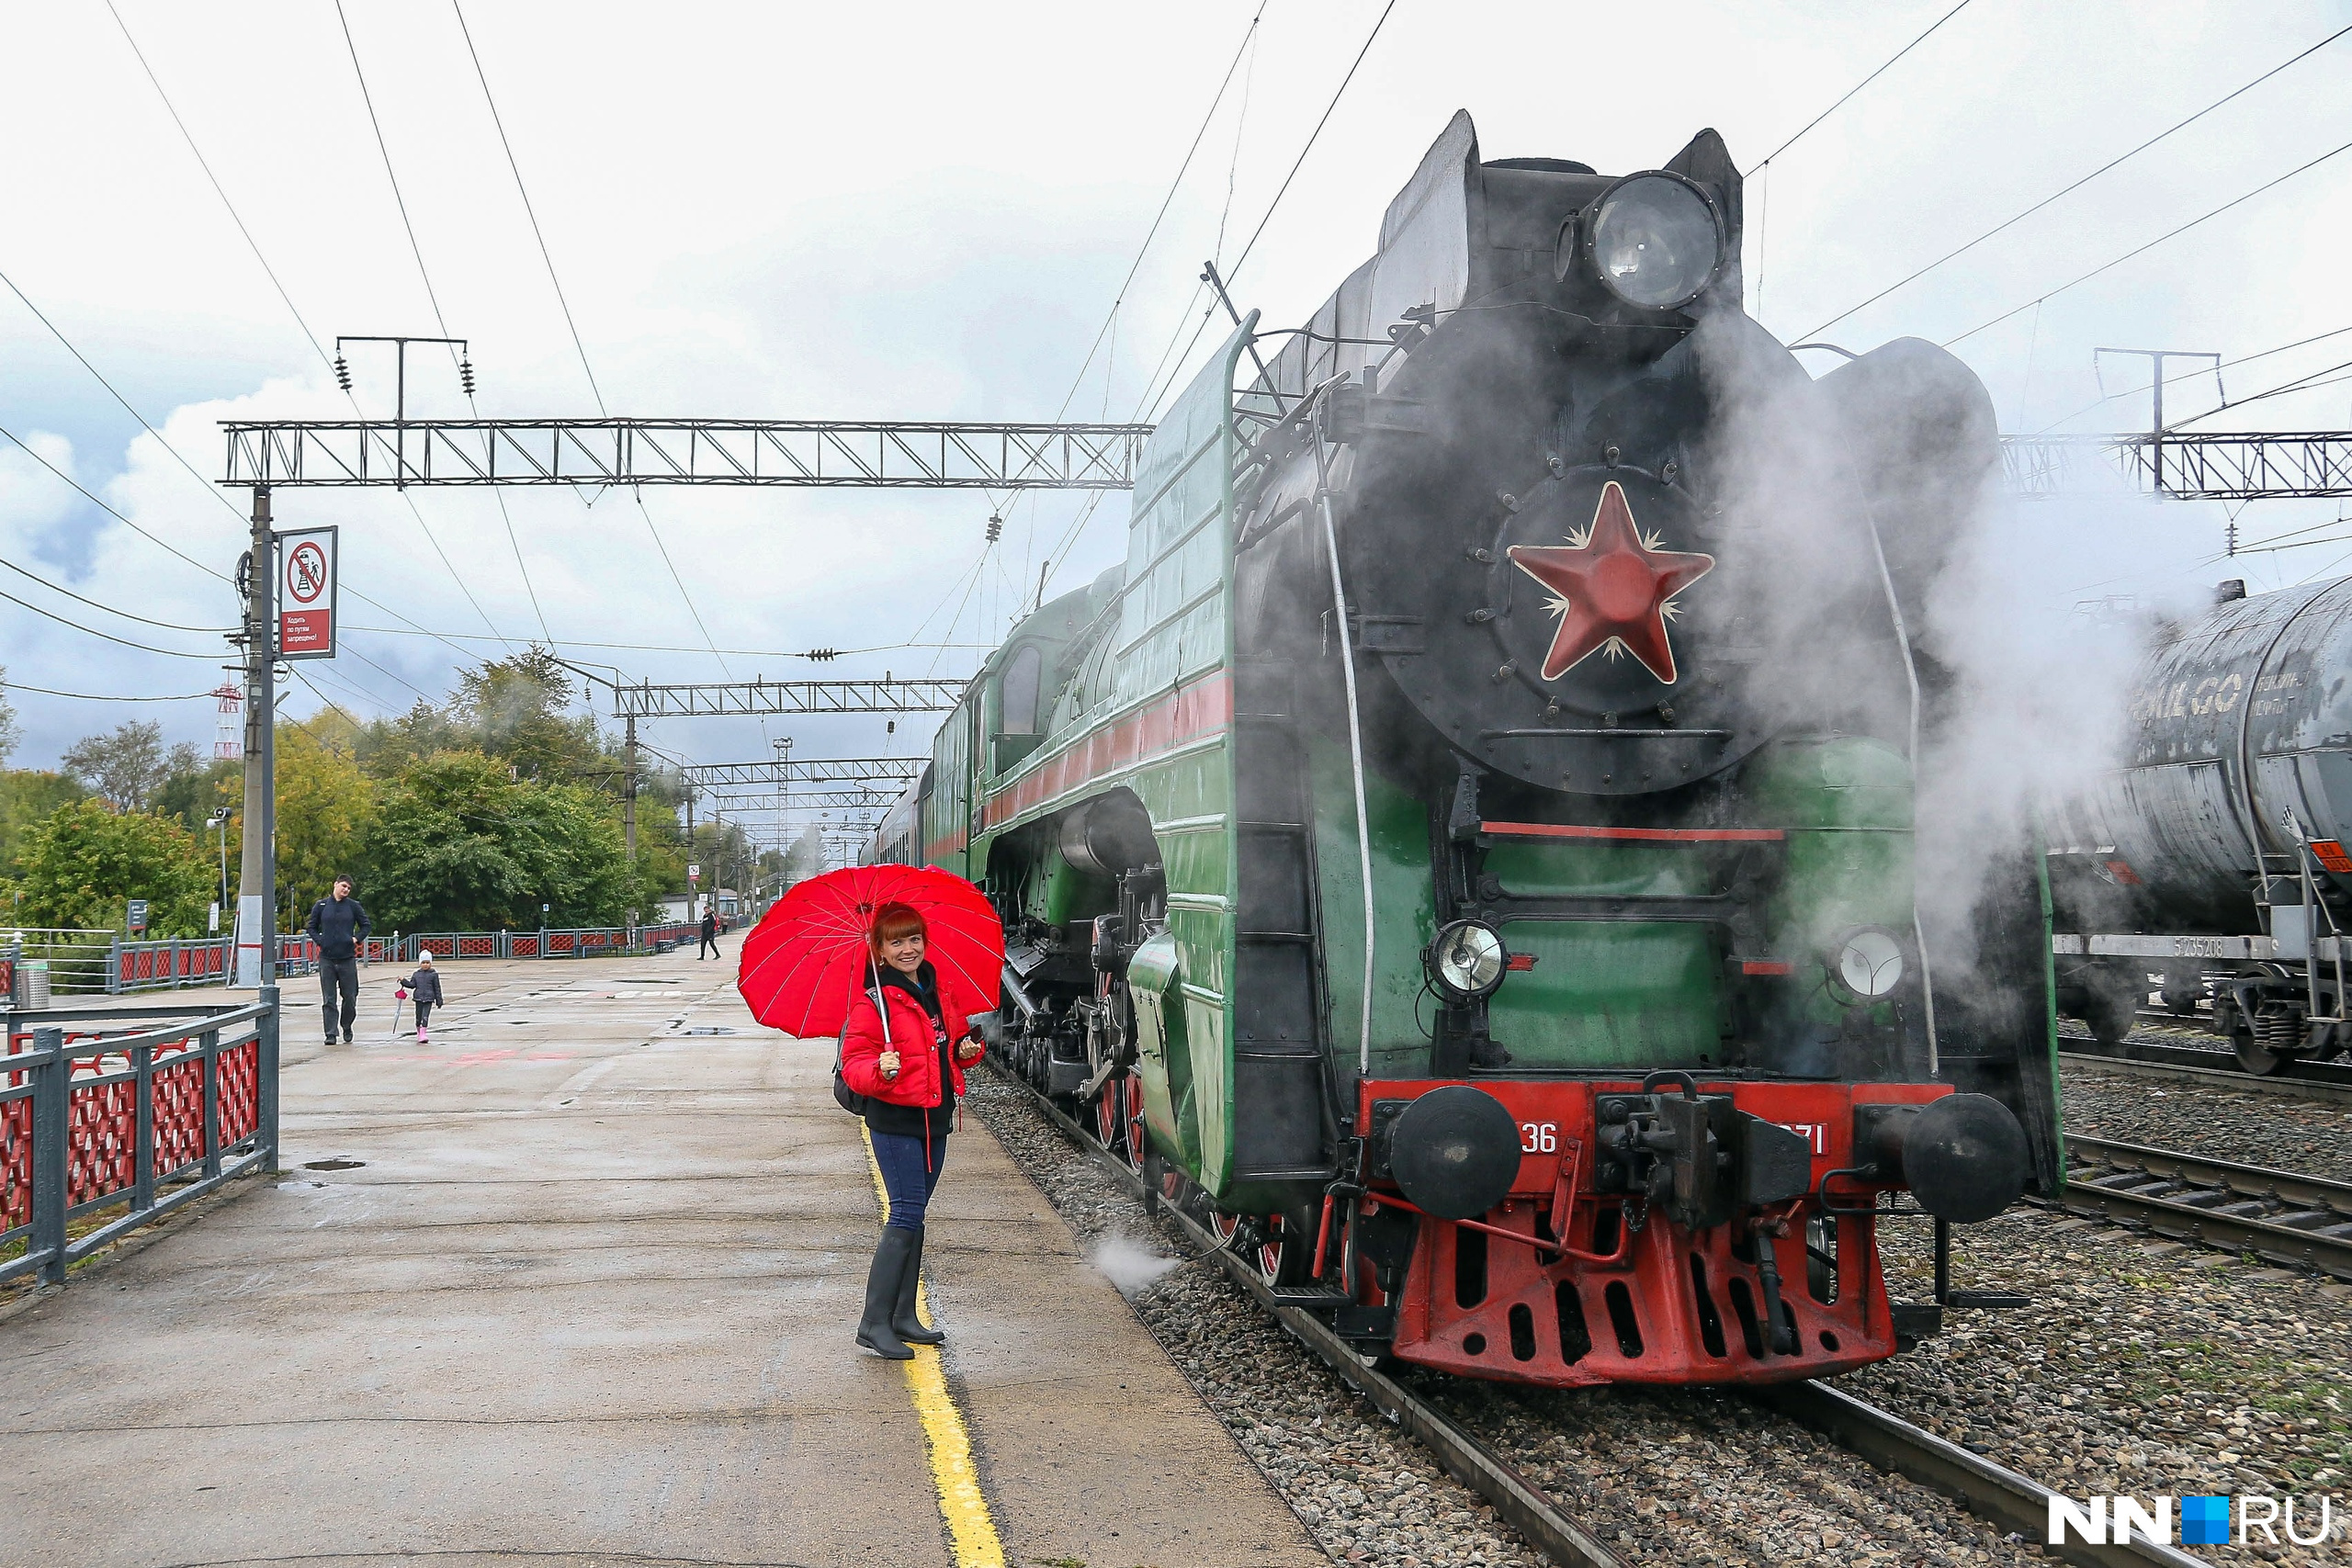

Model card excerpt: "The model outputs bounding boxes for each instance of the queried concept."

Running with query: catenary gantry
[220,418,1151,490]
[219,417,2352,501]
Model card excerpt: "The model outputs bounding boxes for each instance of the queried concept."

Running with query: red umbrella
[736,863,1004,1039]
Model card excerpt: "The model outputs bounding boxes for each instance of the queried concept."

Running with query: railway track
[2061,1036,2352,1105]
[1000,1069,2197,1568]
[2061,1134,2352,1281]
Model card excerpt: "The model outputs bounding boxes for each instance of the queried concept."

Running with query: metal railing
[1,992,280,1290]
[93,923,707,993]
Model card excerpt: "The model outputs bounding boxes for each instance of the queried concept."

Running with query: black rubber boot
[892,1225,945,1345]
[855,1227,917,1359]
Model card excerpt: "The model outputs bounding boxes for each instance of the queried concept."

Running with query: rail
[2061,1136,2352,1281]
[1,992,281,1291]
[2060,1041,2352,1106]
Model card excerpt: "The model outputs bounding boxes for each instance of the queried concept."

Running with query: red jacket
[840,969,982,1107]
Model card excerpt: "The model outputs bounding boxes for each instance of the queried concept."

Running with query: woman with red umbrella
[739,865,1003,1359]
[837,901,988,1357]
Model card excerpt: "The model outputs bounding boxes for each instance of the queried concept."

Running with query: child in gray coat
[402,951,446,1042]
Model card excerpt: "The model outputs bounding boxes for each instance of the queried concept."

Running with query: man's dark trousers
[321,958,360,1042]
[698,933,718,959]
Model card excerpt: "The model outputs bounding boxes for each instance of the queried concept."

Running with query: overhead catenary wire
[0,554,231,634]
[0,416,481,668]
[447,2,739,682]
[1942,136,2352,349]
[332,0,537,654]
[0,678,215,703]
[1804,24,2352,340]
[0,585,219,659]
[107,0,549,671]
[1033,0,1400,604]
[1017,2,1272,617]
[1751,0,1976,171]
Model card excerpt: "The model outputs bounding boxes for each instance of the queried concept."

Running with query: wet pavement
[3,940,1324,1567]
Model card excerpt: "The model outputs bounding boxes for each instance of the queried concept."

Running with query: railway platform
[3,941,1325,1568]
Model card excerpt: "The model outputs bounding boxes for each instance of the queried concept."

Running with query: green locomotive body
[876,113,2062,1387]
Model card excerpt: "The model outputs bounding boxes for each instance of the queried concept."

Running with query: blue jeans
[869,1129,949,1231]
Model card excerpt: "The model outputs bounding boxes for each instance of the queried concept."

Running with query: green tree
[362,751,633,931]
[358,647,605,784]
[0,769,86,879]
[62,720,170,810]
[17,799,212,933]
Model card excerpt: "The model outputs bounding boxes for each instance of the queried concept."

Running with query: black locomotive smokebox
[1388,1086,1521,1221]
[1902,1093,2030,1224]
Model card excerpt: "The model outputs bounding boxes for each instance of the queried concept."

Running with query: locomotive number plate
[1520,1122,1560,1154]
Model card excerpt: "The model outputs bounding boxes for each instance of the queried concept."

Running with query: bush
[17,799,213,934]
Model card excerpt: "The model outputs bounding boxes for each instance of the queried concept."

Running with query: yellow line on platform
[861,1123,1005,1568]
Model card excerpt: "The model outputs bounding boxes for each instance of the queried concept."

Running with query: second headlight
[1426,919,1509,1000]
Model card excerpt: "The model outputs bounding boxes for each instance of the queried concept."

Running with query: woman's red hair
[866,901,928,961]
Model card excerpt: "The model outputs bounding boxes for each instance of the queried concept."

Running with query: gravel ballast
[2059,1052,2352,1185]
[1853,1209,2352,1565]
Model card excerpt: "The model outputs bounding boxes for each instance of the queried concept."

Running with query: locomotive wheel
[1093,1076,1125,1158]
[2233,1028,2297,1077]
[1210,1209,1312,1286]
[1123,1072,1150,1174]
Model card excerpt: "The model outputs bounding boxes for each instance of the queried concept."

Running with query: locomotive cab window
[1001,645,1043,735]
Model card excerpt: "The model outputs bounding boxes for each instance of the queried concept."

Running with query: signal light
[333,355,351,391]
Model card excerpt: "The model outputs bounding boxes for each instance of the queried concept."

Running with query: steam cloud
[1090,1233,1181,1295]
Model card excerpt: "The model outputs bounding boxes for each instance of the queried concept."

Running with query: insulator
[985,513,1002,543]
[459,359,476,396]
[333,355,351,391]
[805,647,837,661]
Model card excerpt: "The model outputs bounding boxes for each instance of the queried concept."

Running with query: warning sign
[277,525,338,660]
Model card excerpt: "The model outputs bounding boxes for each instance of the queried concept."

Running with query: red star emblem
[1505,481,1714,684]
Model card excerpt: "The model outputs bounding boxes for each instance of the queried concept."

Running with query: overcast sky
[4,0,2348,845]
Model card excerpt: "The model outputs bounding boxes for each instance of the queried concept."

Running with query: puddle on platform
[301,1157,367,1171]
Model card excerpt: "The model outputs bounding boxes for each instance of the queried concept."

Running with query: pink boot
[417,1026,428,1043]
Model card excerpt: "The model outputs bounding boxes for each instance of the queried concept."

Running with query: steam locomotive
[2051,576,2352,1075]
[874,113,2061,1387]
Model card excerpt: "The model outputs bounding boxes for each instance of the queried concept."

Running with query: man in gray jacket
[306,875,372,1045]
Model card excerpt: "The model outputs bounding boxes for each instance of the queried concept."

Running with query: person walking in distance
[306,875,372,1045]
[837,901,986,1359]
[698,906,719,960]
[402,950,445,1043]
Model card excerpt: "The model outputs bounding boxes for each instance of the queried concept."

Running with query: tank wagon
[876,113,2061,1388]
[2051,576,2352,1074]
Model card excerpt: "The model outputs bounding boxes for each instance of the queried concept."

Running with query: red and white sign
[277,525,338,660]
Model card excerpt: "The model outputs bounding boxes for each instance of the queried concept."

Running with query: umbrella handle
[871,955,890,1044]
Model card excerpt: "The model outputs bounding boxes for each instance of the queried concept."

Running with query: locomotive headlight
[1578,172,1724,310]
[1828,927,1905,1003]
[1427,919,1509,999]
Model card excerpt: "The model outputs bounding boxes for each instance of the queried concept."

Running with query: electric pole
[621,712,638,921]
[2095,347,2221,496]
[237,486,277,987]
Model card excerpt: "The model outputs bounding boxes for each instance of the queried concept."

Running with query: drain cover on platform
[301,1158,366,1171]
